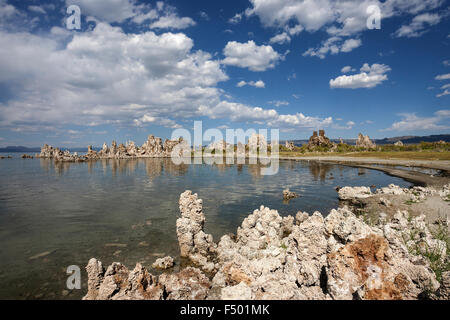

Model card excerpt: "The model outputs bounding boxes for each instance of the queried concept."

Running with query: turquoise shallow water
[0,156,412,299]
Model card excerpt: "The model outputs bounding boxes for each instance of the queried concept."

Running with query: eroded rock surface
[356,133,376,149]
[285,141,295,151]
[248,134,267,152]
[85,187,449,300]
[307,130,334,149]
[152,256,175,270]
[176,191,217,272]
[283,189,298,200]
[83,259,208,300]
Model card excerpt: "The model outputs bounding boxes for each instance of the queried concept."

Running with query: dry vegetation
[277,142,450,161]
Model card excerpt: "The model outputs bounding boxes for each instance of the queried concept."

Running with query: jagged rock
[83,260,208,300]
[283,189,298,200]
[356,133,376,149]
[85,145,99,160]
[439,272,450,300]
[326,233,439,300]
[307,130,334,149]
[141,135,164,157]
[37,134,189,162]
[379,197,391,207]
[221,282,253,300]
[164,137,189,157]
[324,207,377,244]
[176,191,216,272]
[83,258,105,300]
[248,134,267,152]
[125,263,164,300]
[295,211,309,225]
[285,141,295,151]
[39,144,88,162]
[338,186,372,201]
[207,140,231,153]
[101,142,109,155]
[126,141,138,156]
[39,144,55,158]
[159,267,210,300]
[152,256,175,270]
[210,206,330,300]
[376,184,407,195]
[84,188,446,300]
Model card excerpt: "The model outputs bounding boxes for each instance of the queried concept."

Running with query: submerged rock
[283,189,298,200]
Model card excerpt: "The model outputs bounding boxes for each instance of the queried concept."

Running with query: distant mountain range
[0,146,95,153]
[1,134,449,153]
[288,134,450,146]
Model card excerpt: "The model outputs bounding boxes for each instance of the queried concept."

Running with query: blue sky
[0,0,449,147]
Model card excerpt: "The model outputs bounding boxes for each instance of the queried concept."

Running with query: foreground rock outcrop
[176,191,217,273]
[84,185,449,300]
[83,260,209,300]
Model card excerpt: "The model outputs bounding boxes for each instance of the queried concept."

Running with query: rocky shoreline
[83,184,450,300]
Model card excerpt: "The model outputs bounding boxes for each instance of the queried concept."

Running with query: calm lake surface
[0,155,412,299]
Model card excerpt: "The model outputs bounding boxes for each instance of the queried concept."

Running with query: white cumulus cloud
[436,73,450,80]
[330,63,391,89]
[237,80,266,88]
[222,40,283,72]
[383,110,450,131]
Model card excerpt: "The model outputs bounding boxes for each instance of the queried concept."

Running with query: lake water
[0,155,412,300]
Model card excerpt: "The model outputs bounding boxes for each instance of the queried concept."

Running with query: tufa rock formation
[248,134,267,152]
[285,141,295,151]
[152,256,175,270]
[356,133,377,149]
[206,140,232,153]
[83,259,209,300]
[176,191,217,273]
[307,130,334,149]
[283,189,298,200]
[84,184,450,300]
[37,135,188,161]
[394,141,404,147]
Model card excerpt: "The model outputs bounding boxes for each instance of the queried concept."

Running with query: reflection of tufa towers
[309,162,333,182]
